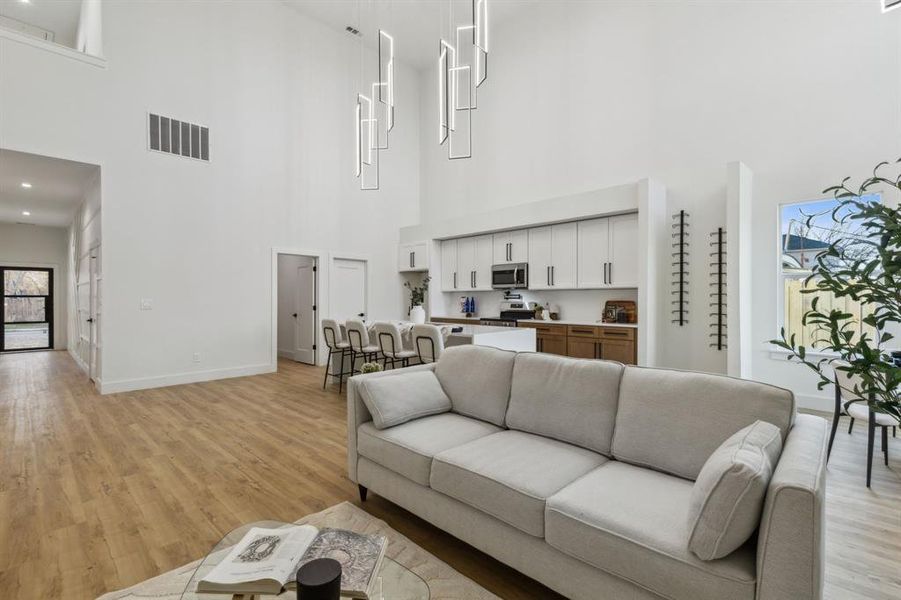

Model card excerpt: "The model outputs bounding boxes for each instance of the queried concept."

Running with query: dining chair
[412,323,445,364]
[345,319,381,374]
[830,365,898,487]
[321,318,352,393]
[374,321,418,369]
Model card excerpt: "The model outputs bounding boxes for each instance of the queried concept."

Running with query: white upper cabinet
[577,212,638,288]
[528,223,577,289]
[440,239,458,291]
[492,230,529,264]
[398,241,428,272]
[451,235,493,291]
[609,213,639,287]
[577,218,611,287]
[550,222,578,289]
[528,226,552,289]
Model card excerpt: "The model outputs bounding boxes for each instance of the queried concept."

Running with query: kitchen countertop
[432,316,638,329]
[518,319,639,329]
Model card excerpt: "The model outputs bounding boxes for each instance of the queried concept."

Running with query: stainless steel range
[480,300,535,327]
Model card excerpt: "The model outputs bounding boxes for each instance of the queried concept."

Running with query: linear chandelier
[438,0,488,160]
[355,29,394,190]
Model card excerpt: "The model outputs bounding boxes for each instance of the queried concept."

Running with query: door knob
[358,312,365,317]
[87,318,94,323]
[292,313,298,318]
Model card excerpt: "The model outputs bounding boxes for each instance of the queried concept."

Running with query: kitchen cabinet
[528,223,577,289]
[519,322,568,355]
[577,213,638,288]
[493,230,529,264]
[398,241,429,272]
[609,213,639,287]
[455,235,493,291]
[440,239,458,291]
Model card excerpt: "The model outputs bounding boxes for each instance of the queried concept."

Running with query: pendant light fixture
[438,0,488,160]
[355,1,395,190]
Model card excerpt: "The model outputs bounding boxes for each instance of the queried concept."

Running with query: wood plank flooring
[0,351,898,599]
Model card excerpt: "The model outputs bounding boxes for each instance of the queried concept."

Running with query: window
[779,195,880,350]
[1,267,53,352]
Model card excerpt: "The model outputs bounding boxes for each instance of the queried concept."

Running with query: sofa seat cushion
[430,430,608,537]
[357,413,502,486]
[546,462,756,600]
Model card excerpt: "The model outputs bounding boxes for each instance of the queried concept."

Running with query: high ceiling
[283,0,526,70]
[0,150,99,228]
[0,0,82,48]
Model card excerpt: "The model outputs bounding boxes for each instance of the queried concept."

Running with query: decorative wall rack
[709,227,727,350]
[671,210,689,326]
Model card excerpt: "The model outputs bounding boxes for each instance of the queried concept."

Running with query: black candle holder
[296,558,341,600]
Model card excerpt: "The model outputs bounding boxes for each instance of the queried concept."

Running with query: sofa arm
[756,413,828,600]
[346,363,437,483]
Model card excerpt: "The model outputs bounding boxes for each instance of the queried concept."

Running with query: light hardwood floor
[0,351,898,600]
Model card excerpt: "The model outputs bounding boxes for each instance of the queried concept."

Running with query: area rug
[97,501,499,600]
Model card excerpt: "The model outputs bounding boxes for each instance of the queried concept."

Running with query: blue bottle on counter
[470,296,476,314]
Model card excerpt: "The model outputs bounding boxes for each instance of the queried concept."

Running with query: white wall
[0,1,420,392]
[418,1,901,408]
[0,222,68,349]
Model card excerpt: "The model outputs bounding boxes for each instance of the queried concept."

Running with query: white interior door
[294,259,316,364]
[88,247,101,382]
[332,258,367,321]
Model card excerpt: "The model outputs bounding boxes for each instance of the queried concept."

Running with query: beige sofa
[346,346,828,600]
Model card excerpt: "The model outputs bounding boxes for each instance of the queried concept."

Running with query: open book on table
[196,525,388,598]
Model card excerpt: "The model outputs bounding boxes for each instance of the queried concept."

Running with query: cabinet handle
[551,265,555,286]
[604,330,629,336]
[547,266,550,286]
[410,252,414,268]
[608,262,612,284]
[603,262,607,284]
[472,271,476,288]
[572,329,594,334]
[453,272,457,289]
[508,242,512,262]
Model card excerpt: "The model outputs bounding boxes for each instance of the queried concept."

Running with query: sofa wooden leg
[358,484,368,502]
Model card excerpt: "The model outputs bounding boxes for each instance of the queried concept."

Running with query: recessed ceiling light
[20,182,32,188]
[22,211,31,216]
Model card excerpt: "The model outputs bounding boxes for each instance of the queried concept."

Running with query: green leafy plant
[404,275,431,307]
[360,362,383,374]
[771,160,900,423]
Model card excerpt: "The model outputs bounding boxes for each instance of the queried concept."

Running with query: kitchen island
[439,323,536,352]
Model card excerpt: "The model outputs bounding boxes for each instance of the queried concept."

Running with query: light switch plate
[140,298,153,310]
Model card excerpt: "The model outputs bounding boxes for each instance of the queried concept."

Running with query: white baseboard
[99,363,275,394]
[277,349,295,360]
[794,392,832,414]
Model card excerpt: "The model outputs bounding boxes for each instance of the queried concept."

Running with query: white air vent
[148,113,209,162]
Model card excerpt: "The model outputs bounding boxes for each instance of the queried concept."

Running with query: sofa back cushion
[687,420,783,560]
[434,345,516,426]
[358,370,452,429]
[506,353,623,455]
[612,367,795,480]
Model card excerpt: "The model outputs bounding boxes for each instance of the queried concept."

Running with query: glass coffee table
[180,520,430,600]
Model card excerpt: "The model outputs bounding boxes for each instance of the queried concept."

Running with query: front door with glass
[1,267,53,352]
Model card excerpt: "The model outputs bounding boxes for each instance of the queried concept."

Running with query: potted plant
[771,160,900,424]
[360,362,383,374]
[404,275,431,324]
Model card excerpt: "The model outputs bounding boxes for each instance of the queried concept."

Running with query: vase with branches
[770,160,900,423]
[404,275,431,324]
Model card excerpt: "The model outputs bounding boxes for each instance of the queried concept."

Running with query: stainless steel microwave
[491,263,528,289]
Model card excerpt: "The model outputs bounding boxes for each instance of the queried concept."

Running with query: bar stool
[321,318,352,393]
[374,321,418,369]
[345,319,381,374]
[412,323,445,364]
